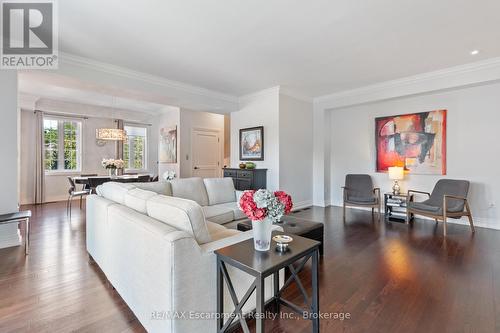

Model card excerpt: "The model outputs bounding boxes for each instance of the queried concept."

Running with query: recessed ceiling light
[470,50,480,55]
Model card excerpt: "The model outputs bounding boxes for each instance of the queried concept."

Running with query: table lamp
[388,166,404,195]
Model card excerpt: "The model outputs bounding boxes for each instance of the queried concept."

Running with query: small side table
[0,210,31,254]
[215,232,320,333]
[384,193,413,224]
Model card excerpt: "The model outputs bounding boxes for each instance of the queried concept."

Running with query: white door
[191,129,221,178]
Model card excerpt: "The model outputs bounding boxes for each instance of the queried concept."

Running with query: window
[124,125,147,170]
[44,117,82,172]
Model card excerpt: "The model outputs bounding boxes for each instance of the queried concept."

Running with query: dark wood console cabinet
[223,168,267,191]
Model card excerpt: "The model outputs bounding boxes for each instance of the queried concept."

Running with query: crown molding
[34,98,157,122]
[238,86,281,104]
[315,56,500,110]
[280,87,313,103]
[18,93,39,110]
[59,52,239,105]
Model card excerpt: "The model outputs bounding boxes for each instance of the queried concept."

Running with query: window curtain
[34,110,45,204]
[116,119,124,175]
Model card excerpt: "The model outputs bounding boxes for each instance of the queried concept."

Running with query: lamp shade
[388,166,404,180]
[96,128,127,141]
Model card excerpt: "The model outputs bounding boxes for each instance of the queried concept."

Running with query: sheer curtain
[116,119,124,175]
[34,110,45,204]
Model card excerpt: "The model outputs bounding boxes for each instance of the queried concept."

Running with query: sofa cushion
[97,182,136,204]
[203,178,236,205]
[146,195,211,244]
[206,221,241,241]
[170,177,209,206]
[124,188,158,214]
[217,202,246,220]
[202,205,234,224]
[134,181,172,196]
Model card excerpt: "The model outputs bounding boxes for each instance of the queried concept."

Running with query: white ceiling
[57,0,500,98]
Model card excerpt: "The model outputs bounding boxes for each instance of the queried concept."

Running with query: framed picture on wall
[159,126,177,163]
[375,110,447,175]
[239,126,264,161]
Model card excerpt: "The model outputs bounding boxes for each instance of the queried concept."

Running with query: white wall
[179,108,225,178]
[230,87,314,208]
[231,88,280,190]
[279,94,313,208]
[0,72,21,248]
[329,81,500,229]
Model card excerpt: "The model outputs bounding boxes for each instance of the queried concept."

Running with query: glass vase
[108,168,117,177]
[252,217,273,251]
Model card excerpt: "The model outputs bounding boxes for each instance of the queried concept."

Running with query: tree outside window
[124,125,147,171]
[44,118,82,172]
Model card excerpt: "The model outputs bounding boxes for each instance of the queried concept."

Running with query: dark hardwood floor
[1,201,499,332]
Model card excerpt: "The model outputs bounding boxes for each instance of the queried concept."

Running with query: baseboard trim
[292,200,313,211]
[21,196,86,206]
[335,204,500,230]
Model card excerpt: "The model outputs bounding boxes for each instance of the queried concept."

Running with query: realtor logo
[1,0,58,69]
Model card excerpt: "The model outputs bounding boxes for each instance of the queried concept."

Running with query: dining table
[72,174,151,190]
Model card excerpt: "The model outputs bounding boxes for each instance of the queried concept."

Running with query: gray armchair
[407,179,474,236]
[342,174,381,221]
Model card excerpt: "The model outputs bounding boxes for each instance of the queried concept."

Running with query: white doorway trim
[190,127,223,178]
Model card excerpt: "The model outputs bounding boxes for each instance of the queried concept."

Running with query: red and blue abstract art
[376,110,447,175]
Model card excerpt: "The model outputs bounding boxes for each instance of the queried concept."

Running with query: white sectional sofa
[130,177,246,225]
[86,178,281,333]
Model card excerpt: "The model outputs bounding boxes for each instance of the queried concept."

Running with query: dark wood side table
[223,168,267,191]
[237,215,324,255]
[0,210,31,255]
[215,232,320,333]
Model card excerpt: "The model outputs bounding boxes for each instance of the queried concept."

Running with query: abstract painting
[376,110,447,174]
[240,126,264,161]
[159,126,177,163]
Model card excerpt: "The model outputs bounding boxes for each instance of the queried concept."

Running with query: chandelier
[96,128,127,141]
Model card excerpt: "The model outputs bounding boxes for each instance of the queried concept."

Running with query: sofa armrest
[200,230,254,254]
[235,190,244,203]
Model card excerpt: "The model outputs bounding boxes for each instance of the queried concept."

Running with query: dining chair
[67,177,91,217]
[137,175,151,182]
[80,173,98,191]
[407,179,474,236]
[342,174,381,221]
[88,177,111,194]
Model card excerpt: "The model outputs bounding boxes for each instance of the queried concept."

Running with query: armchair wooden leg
[443,213,447,237]
[467,214,475,233]
[343,202,346,222]
[465,201,475,233]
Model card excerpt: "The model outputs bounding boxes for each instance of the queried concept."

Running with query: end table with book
[384,192,414,224]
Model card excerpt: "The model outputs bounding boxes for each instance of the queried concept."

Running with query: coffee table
[215,231,320,333]
[237,215,324,255]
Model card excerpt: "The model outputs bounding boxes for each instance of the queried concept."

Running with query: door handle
[194,166,199,170]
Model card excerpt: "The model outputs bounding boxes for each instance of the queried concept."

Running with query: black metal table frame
[216,245,320,333]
